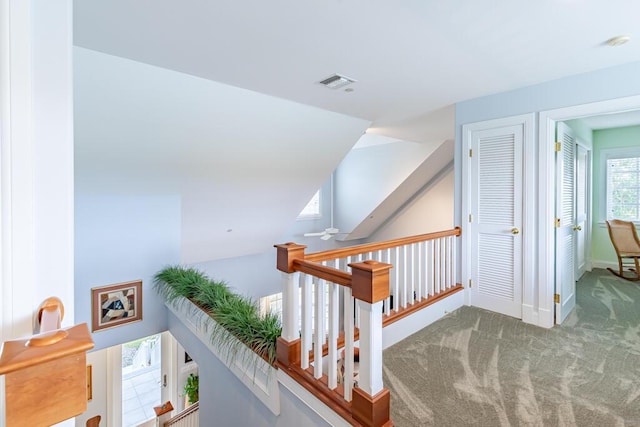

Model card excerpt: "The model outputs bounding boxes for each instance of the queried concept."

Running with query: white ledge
[165,297,281,415]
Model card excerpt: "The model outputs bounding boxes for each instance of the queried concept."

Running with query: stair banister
[0,297,94,427]
[275,243,393,427]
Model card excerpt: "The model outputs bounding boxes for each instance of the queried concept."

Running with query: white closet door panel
[555,122,576,324]
[469,124,523,318]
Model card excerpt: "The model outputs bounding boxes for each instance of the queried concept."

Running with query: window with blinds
[607,155,640,221]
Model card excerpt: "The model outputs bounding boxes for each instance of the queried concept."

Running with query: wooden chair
[606,219,640,281]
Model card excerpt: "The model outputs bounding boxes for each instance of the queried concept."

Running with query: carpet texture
[382,269,640,426]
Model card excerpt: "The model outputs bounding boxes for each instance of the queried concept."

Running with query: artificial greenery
[184,373,199,405]
[153,266,281,366]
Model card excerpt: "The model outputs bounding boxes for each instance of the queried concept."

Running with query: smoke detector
[318,74,356,90]
[606,35,631,47]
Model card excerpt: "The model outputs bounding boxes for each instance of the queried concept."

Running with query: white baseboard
[522,304,538,326]
[591,259,617,270]
[382,291,464,349]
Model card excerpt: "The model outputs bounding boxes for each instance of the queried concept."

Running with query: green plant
[153,266,282,366]
[184,373,199,404]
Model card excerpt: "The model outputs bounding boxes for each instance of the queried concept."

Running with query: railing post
[349,260,392,427]
[274,242,306,367]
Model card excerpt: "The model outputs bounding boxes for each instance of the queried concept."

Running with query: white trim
[382,290,464,349]
[591,260,617,270]
[539,94,640,328]
[167,298,281,415]
[106,345,122,427]
[277,370,350,427]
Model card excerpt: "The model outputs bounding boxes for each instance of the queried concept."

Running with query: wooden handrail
[292,259,352,287]
[164,402,199,427]
[305,227,461,262]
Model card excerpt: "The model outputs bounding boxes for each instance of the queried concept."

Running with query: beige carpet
[382,269,640,426]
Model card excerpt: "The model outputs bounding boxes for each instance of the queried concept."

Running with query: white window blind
[607,155,640,221]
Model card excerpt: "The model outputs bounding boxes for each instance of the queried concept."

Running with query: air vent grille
[318,74,356,89]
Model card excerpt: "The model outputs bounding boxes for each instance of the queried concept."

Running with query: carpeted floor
[382,269,640,426]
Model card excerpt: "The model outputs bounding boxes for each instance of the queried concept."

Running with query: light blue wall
[168,311,330,427]
[455,60,640,227]
[75,194,181,350]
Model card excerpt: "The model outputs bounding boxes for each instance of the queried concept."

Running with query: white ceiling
[73,0,640,143]
[577,109,640,130]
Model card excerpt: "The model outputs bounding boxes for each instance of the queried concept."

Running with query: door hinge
[469,148,473,157]
[555,141,562,152]
[554,293,560,304]
[468,279,473,288]
[469,214,474,223]
[555,218,561,228]
[163,374,167,387]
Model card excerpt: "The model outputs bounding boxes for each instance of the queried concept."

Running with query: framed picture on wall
[91,280,143,332]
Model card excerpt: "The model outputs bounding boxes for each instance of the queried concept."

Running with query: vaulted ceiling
[73,1,640,262]
[74,0,640,142]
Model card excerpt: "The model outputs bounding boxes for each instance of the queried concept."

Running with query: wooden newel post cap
[274,242,306,273]
[349,260,392,304]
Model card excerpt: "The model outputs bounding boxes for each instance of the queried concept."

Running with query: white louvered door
[469,125,523,318]
[555,122,576,324]
[575,144,589,280]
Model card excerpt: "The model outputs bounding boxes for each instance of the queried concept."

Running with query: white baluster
[415,243,422,301]
[328,282,339,389]
[440,237,446,292]
[343,287,354,401]
[314,279,325,379]
[385,248,392,314]
[301,274,313,369]
[452,235,457,287]
[428,240,435,297]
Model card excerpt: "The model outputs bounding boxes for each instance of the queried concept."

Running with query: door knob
[511,227,520,235]
[573,225,582,231]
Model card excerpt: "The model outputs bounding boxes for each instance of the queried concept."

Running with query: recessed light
[606,35,631,47]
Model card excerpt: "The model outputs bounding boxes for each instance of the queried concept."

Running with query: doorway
[539,94,640,326]
[122,334,162,426]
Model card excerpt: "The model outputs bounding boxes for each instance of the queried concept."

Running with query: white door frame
[461,113,535,319]
[539,94,640,328]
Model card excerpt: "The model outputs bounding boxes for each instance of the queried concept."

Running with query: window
[259,285,330,335]
[605,149,640,222]
[298,190,321,219]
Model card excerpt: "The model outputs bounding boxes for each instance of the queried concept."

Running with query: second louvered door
[469,124,523,318]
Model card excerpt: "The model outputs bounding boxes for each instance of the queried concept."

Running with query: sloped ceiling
[74,48,370,263]
[343,139,455,240]
[74,0,640,142]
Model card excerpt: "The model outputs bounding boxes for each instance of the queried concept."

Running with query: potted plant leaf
[184,373,199,407]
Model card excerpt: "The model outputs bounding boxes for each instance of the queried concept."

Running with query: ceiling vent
[318,74,356,90]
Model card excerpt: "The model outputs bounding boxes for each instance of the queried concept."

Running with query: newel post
[274,242,306,367]
[349,260,393,427]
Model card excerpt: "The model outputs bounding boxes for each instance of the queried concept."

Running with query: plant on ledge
[154,266,281,367]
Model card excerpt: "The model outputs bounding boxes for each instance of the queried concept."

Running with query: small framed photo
[92,280,143,332]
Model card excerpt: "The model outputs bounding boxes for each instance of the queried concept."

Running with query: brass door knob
[511,227,520,235]
[573,225,582,231]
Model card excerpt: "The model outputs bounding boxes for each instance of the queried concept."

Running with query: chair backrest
[86,415,101,427]
[606,219,640,255]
